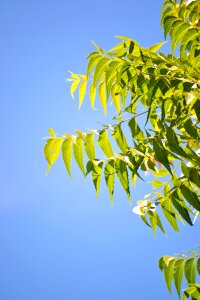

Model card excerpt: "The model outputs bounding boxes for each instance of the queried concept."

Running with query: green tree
[44,0,200,298]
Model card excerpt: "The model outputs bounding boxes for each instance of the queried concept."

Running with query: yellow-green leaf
[79,80,87,109]
[92,160,103,197]
[98,130,114,158]
[173,259,184,297]
[153,138,172,175]
[73,137,85,176]
[48,128,56,137]
[93,57,109,87]
[98,81,107,115]
[70,79,80,99]
[164,259,176,293]
[184,258,196,284]
[149,41,166,53]
[62,138,73,178]
[112,124,128,154]
[44,138,63,173]
[84,133,96,160]
[111,83,121,115]
[87,53,101,78]
[104,160,115,201]
[115,158,130,201]
[89,83,96,109]
[161,198,179,232]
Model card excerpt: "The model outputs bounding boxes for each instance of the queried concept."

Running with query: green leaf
[93,57,109,87]
[98,130,114,158]
[62,138,73,178]
[180,28,199,56]
[115,158,130,200]
[104,160,115,201]
[184,119,199,139]
[48,128,56,137]
[151,180,164,189]
[128,118,144,140]
[161,5,175,26]
[91,41,105,54]
[112,124,128,154]
[164,258,176,293]
[98,81,107,115]
[128,40,135,54]
[161,198,179,232]
[92,160,103,197]
[173,259,184,298]
[184,258,196,284]
[181,28,199,47]
[181,165,200,189]
[87,53,101,77]
[84,133,96,160]
[153,169,169,177]
[73,137,85,176]
[197,258,200,276]
[70,79,80,99]
[79,80,87,109]
[163,255,175,266]
[111,84,121,115]
[171,22,191,53]
[182,292,189,300]
[171,191,193,226]
[159,256,165,271]
[181,183,200,211]
[163,16,177,38]
[44,138,63,173]
[155,212,166,234]
[105,61,122,84]
[149,41,166,53]
[153,138,172,175]
[89,83,96,109]
[148,211,158,235]
[166,127,187,158]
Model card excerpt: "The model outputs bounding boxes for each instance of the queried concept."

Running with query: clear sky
[0,0,199,299]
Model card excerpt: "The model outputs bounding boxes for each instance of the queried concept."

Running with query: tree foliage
[44,0,200,298]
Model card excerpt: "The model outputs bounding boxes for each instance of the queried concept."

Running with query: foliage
[44,0,200,298]
[159,248,200,299]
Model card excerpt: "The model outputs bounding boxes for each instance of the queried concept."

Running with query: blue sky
[0,0,199,299]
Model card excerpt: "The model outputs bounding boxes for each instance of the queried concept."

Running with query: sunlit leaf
[62,138,73,178]
[44,138,63,173]
[98,81,107,115]
[84,133,96,160]
[73,137,85,176]
[104,160,115,201]
[70,79,80,99]
[181,183,200,211]
[89,83,96,109]
[112,124,128,154]
[79,80,87,109]
[184,258,196,284]
[149,41,166,53]
[92,160,103,197]
[98,130,114,158]
[164,258,176,293]
[111,83,121,115]
[161,198,179,232]
[115,158,130,200]
[93,57,109,87]
[171,191,193,226]
[173,259,184,297]
[153,138,172,175]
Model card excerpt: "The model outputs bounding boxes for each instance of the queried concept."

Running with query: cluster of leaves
[44,0,200,298]
[159,249,200,299]
[45,0,200,233]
